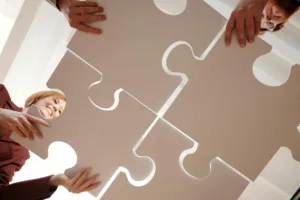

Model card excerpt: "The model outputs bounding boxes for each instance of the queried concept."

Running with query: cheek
[39,107,48,118]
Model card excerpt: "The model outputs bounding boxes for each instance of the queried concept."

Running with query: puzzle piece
[260,147,300,196]
[67,0,226,112]
[11,51,156,197]
[163,35,300,181]
[101,118,249,200]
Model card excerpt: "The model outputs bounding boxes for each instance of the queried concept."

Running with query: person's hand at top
[57,0,107,34]
[224,0,269,48]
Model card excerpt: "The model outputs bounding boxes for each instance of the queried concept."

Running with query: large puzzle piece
[11,51,156,197]
[163,34,300,181]
[67,0,226,113]
[101,118,249,200]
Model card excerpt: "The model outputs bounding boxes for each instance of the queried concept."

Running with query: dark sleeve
[0,175,58,200]
[0,154,58,200]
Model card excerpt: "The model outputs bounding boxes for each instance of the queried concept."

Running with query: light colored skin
[34,96,66,119]
[225,0,269,47]
[261,0,287,30]
[57,0,107,34]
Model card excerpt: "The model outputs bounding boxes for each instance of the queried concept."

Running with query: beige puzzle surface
[163,34,300,181]
[67,0,226,113]
[102,118,249,200]
[11,51,156,197]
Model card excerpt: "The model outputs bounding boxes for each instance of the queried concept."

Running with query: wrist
[56,0,73,11]
[49,174,62,187]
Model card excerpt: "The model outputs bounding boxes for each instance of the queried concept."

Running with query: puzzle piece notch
[163,34,300,181]
[11,51,156,197]
[67,0,226,113]
[101,118,249,200]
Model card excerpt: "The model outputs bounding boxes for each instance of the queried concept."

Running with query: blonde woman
[0,84,100,199]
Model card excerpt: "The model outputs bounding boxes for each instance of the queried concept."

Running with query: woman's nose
[53,106,57,112]
[267,15,272,20]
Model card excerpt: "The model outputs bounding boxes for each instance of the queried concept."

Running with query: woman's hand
[0,108,49,140]
[57,0,107,34]
[225,0,269,47]
[49,168,101,194]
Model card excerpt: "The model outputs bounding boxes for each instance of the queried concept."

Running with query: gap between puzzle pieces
[101,118,250,200]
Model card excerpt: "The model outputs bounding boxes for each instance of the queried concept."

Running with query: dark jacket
[0,84,57,199]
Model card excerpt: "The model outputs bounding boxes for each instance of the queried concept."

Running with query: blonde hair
[25,90,66,108]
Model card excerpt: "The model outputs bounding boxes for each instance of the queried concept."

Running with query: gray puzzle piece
[163,34,300,181]
[67,0,226,113]
[11,51,156,197]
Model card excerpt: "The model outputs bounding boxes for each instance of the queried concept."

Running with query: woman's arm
[0,156,100,199]
[0,156,57,200]
[0,175,58,200]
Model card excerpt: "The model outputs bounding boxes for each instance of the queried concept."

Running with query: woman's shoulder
[0,84,12,103]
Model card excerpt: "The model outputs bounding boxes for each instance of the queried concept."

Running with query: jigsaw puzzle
[8,0,300,199]
[101,118,249,200]
[163,33,300,181]
[11,51,156,197]
[67,0,226,113]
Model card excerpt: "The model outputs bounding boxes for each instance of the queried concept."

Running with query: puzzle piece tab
[11,51,156,196]
[67,0,226,112]
[163,35,300,181]
[101,119,249,200]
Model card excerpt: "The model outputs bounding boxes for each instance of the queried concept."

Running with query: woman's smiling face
[35,96,66,119]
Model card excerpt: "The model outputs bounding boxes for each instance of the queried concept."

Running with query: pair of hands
[0,108,100,194]
[59,0,268,48]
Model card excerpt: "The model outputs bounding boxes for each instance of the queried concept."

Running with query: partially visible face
[35,96,66,119]
[261,0,288,31]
